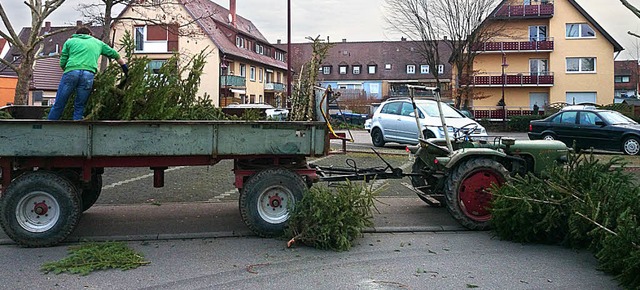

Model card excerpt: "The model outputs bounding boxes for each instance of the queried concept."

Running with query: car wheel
[542,133,555,141]
[371,128,385,147]
[622,136,640,155]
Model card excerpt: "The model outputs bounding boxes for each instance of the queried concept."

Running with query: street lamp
[500,53,508,129]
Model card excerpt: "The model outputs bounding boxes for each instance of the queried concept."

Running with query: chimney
[230,0,237,27]
[76,20,83,26]
[342,38,347,43]
[277,39,281,44]
[401,37,406,41]
[443,36,448,40]
[44,21,51,33]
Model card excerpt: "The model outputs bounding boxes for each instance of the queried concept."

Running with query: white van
[369,98,487,146]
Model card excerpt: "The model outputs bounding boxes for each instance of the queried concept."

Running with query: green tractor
[406,86,568,230]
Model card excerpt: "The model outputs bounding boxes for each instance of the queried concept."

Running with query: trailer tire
[239,168,306,237]
[0,171,81,247]
[444,158,508,230]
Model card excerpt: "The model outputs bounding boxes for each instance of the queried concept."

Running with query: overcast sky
[2,0,640,59]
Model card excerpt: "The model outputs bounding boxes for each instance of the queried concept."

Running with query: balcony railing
[220,75,246,87]
[264,82,285,92]
[470,106,546,120]
[493,3,554,18]
[472,38,554,52]
[471,72,554,87]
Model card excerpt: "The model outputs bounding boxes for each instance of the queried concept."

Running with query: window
[406,65,416,74]
[250,66,256,81]
[135,26,145,51]
[560,112,577,124]
[368,65,377,74]
[147,60,167,74]
[255,44,264,54]
[529,59,549,75]
[420,65,430,74]
[339,65,348,75]
[236,36,245,48]
[579,112,602,126]
[529,25,547,41]
[134,24,178,52]
[566,23,596,38]
[566,57,596,73]
[385,64,392,70]
[259,68,263,82]
[322,66,331,75]
[352,65,361,75]
[381,102,401,115]
[437,65,444,74]
[240,64,246,77]
[615,76,631,83]
[275,51,285,62]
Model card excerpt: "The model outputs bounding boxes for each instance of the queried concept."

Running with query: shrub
[285,181,379,251]
[507,115,545,132]
[491,152,640,289]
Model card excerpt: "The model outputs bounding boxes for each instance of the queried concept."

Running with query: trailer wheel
[444,158,509,230]
[0,171,81,247]
[239,168,306,237]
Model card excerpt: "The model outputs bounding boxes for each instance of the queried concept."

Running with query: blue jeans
[48,70,95,120]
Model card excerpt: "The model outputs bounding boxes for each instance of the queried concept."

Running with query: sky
[2,0,640,59]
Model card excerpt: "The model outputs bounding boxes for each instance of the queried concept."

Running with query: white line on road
[102,166,187,190]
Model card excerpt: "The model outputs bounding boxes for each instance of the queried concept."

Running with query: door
[397,101,422,142]
[576,111,608,150]
[529,92,548,110]
[376,102,403,141]
[566,92,596,105]
[554,111,579,146]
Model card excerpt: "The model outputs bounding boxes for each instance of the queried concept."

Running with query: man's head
[76,26,92,35]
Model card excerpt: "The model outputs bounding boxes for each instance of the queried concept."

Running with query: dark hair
[76,26,92,35]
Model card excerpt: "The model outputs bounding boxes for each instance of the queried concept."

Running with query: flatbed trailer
[0,119,332,247]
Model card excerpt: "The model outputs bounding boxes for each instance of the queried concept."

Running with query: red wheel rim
[458,169,504,222]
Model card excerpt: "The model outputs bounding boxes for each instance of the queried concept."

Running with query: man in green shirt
[48,26,128,120]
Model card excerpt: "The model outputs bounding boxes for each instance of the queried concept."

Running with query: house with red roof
[0,38,9,59]
[112,0,288,107]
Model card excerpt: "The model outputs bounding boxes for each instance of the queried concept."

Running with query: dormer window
[566,23,595,38]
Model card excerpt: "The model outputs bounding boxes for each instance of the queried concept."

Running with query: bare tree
[0,0,69,105]
[621,0,640,38]
[385,0,502,108]
[385,0,444,88]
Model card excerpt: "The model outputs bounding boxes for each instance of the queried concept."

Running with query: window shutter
[147,25,167,41]
[167,24,179,51]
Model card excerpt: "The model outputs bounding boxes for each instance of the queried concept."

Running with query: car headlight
[437,126,455,133]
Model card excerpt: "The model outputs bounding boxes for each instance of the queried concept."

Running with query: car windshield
[599,111,638,125]
[417,102,464,118]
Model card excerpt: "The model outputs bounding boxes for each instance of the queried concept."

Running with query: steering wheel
[453,123,479,142]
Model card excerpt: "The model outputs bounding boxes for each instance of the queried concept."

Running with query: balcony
[220,75,246,88]
[264,82,285,92]
[472,38,554,53]
[493,2,554,19]
[471,72,554,87]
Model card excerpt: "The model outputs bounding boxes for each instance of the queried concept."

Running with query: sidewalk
[0,197,464,245]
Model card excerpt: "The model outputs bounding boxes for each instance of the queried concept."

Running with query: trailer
[0,119,335,247]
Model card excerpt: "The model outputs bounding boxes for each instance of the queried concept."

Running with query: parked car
[528,107,640,155]
[364,118,372,132]
[369,98,487,147]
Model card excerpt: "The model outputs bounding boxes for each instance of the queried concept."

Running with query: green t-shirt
[59,34,120,74]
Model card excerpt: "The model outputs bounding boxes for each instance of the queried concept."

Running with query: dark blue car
[528,107,640,155]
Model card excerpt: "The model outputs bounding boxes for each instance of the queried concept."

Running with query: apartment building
[614,60,639,101]
[278,39,453,103]
[470,0,623,111]
[113,0,288,107]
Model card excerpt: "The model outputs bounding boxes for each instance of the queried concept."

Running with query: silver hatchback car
[369,98,487,147]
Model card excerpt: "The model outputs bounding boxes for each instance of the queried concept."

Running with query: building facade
[614,60,639,102]
[112,0,288,107]
[278,39,453,109]
[470,0,623,112]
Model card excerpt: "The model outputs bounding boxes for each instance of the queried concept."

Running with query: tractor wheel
[444,158,509,230]
[410,159,444,205]
[0,171,81,247]
[371,128,385,147]
[239,168,306,237]
[622,136,640,155]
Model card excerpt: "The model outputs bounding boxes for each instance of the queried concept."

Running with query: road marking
[102,166,187,190]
